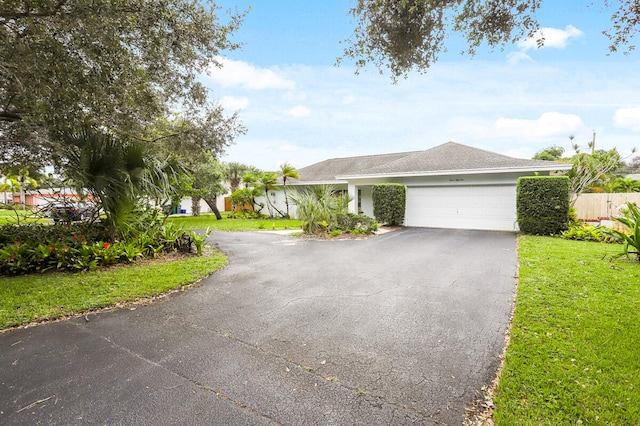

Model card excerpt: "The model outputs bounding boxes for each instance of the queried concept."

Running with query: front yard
[166,212,303,231]
[2,224,639,424]
[494,236,640,424]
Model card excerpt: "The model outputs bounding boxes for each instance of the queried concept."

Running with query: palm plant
[1,176,18,205]
[279,162,299,218]
[257,172,284,217]
[60,126,179,238]
[289,184,339,234]
[225,162,248,193]
[603,202,640,261]
[3,169,38,208]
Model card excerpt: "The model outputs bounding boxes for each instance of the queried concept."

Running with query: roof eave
[291,179,349,185]
[336,164,574,180]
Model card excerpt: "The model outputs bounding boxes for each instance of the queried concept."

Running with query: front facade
[282,142,573,232]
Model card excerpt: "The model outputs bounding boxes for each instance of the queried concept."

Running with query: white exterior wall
[177,196,227,215]
[254,188,293,217]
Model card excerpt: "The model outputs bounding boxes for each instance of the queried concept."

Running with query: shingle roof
[296,142,571,182]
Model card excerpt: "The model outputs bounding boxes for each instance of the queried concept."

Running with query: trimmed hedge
[372,183,406,226]
[517,176,570,235]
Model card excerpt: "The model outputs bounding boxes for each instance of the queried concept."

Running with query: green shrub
[334,212,378,234]
[289,185,340,234]
[560,224,619,243]
[517,176,570,235]
[372,184,405,226]
[228,210,265,219]
[0,218,206,276]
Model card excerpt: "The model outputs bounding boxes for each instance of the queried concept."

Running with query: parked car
[49,203,91,223]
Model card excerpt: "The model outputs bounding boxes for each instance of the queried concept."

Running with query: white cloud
[614,106,640,131]
[284,105,311,117]
[219,96,250,110]
[507,51,533,65]
[494,112,584,140]
[206,57,295,90]
[518,25,584,51]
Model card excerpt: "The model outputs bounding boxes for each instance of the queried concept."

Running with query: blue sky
[204,1,640,170]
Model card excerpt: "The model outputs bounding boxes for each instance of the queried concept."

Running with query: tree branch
[0,110,23,122]
[0,0,68,20]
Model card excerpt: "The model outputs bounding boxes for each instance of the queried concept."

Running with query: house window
[358,189,362,214]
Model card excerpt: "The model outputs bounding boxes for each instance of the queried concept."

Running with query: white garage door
[405,185,517,231]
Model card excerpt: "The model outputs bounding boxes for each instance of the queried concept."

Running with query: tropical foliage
[602,202,640,261]
[289,185,376,235]
[59,126,180,238]
[0,214,210,276]
[279,162,299,218]
[560,224,620,244]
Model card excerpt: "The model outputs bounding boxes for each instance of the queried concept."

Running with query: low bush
[560,224,620,243]
[227,210,265,219]
[0,220,210,276]
[334,212,378,234]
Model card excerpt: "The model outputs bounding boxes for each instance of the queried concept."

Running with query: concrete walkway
[0,228,517,425]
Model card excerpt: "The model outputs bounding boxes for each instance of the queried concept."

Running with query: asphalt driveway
[0,228,517,425]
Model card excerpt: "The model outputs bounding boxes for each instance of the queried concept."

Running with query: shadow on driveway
[0,227,517,425]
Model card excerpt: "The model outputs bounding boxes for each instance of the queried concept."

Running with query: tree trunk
[192,195,201,216]
[283,181,290,218]
[204,197,222,220]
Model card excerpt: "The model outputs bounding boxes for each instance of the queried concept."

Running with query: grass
[167,212,303,231]
[0,208,48,225]
[0,251,227,330]
[494,236,640,425]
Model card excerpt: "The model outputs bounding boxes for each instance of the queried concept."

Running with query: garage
[405,184,518,231]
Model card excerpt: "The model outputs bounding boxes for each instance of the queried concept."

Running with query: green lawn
[0,251,227,329]
[494,236,640,425]
[167,212,303,231]
[0,208,48,225]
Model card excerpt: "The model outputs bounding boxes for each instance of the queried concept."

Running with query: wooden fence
[573,193,640,220]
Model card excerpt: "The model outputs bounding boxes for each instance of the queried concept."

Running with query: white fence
[573,193,640,220]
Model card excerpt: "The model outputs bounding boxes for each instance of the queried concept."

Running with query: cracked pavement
[0,227,517,425]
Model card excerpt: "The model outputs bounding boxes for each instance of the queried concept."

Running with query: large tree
[533,145,565,162]
[189,154,227,219]
[341,0,639,78]
[0,0,245,168]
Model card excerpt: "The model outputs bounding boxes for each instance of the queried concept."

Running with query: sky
[203,1,640,171]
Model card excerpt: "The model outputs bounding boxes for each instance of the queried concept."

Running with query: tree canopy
[533,145,565,161]
[0,0,245,169]
[341,0,639,78]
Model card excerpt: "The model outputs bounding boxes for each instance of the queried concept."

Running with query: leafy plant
[602,202,640,261]
[120,242,145,263]
[335,212,378,234]
[189,228,211,255]
[289,185,339,234]
[561,224,619,244]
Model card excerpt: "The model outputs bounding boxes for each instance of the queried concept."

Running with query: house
[279,142,573,231]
